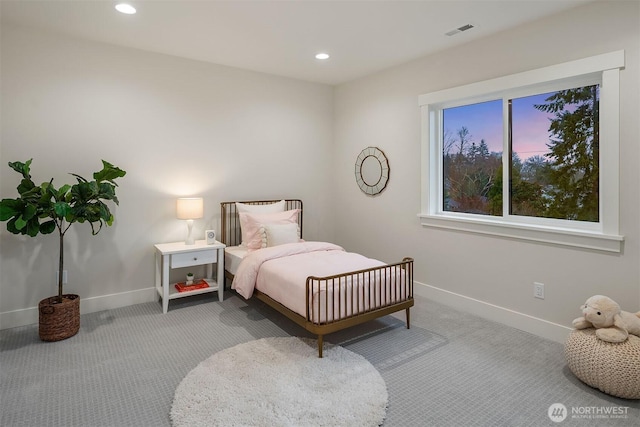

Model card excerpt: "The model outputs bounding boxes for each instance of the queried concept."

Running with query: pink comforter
[232,241,407,323]
[231,241,345,299]
[231,242,384,302]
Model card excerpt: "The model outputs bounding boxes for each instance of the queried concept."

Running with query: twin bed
[220,199,414,357]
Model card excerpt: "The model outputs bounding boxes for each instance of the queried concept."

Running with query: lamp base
[185,219,195,245]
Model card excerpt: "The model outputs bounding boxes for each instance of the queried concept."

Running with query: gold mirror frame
[354,147,390,196]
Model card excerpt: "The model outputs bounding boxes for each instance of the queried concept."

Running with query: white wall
[0,24,334,327]
[333,0,640,341]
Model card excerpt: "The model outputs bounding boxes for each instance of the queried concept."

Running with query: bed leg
[318,335,324,358]
[406,308,411,329]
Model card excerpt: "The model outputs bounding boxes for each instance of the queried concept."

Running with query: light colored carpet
[2,293,639,426]
[170,336,388,427]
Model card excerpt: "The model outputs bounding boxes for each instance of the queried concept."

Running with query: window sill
[418,214,624,253]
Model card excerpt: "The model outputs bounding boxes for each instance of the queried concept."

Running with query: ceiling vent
[445,24,475,37]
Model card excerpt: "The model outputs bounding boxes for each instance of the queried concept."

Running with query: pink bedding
[231,241,406,322]
[232,241,352,298]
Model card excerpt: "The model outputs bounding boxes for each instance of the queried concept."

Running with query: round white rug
[170,337,388,427]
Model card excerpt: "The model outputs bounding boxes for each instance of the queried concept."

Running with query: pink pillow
[238,209,300,250]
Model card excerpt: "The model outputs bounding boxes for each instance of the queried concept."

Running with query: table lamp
[176,197,203,245]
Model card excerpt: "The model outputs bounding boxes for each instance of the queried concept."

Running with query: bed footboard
[305,257,414,357]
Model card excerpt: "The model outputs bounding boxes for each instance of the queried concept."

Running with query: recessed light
[115,3,136,14]
[315,53,330,60]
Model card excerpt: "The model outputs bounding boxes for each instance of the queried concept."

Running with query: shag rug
[170,337,388,427]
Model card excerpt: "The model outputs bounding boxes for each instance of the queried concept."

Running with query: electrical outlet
[534,282,544,299]
[55,270,68,284]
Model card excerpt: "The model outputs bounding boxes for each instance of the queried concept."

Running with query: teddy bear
[572,295,640,343]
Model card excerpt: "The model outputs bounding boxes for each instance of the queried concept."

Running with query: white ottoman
[565,328,640,399]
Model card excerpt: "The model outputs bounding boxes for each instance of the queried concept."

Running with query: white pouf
[565,328,640,399]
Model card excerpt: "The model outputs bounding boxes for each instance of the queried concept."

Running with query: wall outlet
[55,270,68,284]
[534,282,545,299]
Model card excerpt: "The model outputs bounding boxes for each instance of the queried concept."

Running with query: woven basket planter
[38,294,80,342]
[565,328,640,399]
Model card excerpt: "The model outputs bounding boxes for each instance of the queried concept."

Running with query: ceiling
[1,0,597,85]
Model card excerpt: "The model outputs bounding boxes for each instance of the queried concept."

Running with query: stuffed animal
[572,295,640,343]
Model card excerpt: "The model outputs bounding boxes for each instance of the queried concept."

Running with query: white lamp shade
[176,198,204,220]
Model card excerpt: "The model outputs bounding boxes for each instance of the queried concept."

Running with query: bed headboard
[220,199,303,247]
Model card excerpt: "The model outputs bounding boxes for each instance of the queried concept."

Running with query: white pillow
[260,222,301,247]
[236,200,285,214]
[238,209,300,250]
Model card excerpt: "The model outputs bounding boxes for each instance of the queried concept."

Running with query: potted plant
[186,272,194,285]
[0,159,126,341]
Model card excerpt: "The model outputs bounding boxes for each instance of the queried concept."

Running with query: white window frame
[418,51,625,253]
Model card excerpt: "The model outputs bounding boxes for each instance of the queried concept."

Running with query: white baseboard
[414,281,572,344]
[2,282,572,344]
[0,288,157,330]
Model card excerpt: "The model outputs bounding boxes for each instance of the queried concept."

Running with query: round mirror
[355,147,390,196]
[361,156,382,186]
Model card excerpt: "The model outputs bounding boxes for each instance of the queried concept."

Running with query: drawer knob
[193,257,198,261]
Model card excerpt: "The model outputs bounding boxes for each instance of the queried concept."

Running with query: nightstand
[154,240,226,313]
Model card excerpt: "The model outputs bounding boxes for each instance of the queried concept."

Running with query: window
[419,51,624,252]
[442,99,502,216]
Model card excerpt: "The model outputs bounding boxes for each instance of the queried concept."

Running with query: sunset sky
[443,92,555,161]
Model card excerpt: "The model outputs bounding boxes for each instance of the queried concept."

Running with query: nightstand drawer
[171,250,217,268]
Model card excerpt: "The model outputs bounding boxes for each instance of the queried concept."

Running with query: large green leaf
[54,202,71,218]
[97,201,111,221]
[6,217,20,234]
[0,199,20,221]
[56,184,71,200]
[14,215,27,230]
[41,183,55,201]
[71,181,99,202]
[20,188,44,205]
[17,178,35,194]
[22,204,37,221]
[97,182,116,201]
[8,159,32,179]
[40,220,56,234]
[25,218,40,237]
[94,160,126,184]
